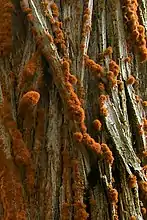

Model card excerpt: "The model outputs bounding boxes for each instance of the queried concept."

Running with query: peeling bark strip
[0,0,146,219]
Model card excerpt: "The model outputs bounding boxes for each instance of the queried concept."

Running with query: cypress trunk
[0,0,147,219]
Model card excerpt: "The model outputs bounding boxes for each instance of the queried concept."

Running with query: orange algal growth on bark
[141,207,146,216]
[123,0,147,62]
[109,60,120,76]
[104,46,113,56]
[99,95,107,106]
[50,2,59,17]
[11,129,32,166]
[93,119,102,131]
[142,165,147,174]
[69,74,77,85]
[83,133,101,154]
[80,7,91,50]
[22,7,32,14]
[130,216,136,220]
[107,71,114,79]
[61,203,71,220]
[24,53,39,76]
[124,56,132,63]
[128,175,137,188]
[68,104,85,123]
[0,170,27,220]
[1,99,32,168]
[45,31,54,42]
[108,186,118,204]
[85,56,104,77]
[62,60,70,82]
[143,119,147,131]
[142,101,147,107]
[135,95,140,103]
[21,91,40,105]
[0,0,13,56]
[18,91,40,118]
[49,5,66,54]
[127,75,136,85]
[143,151,147,158]
[0,139,27,220]
[100,106,108,117]
[18,51,40,89]
[25,165,35,194]
[73,132,83,142]
[27,13,34,22]
[101,143,114,164]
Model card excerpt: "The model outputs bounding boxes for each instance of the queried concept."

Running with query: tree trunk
[0,0,147,219]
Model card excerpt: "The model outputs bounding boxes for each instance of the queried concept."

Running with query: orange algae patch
[0,140,27,219]
[80,7,91,51]
[108,186,118,204]
[50,2,59,17]
[100,106,108,117]
[127,75,136,85]
[99,95,107,106]
[83,133,101,154]
[85,56,104,77]
[21,91,40,105]
[123,56,132,63]
[123,0,147,62]
[141,207,146,216]
[93,119,102,131]
[101,143,114,164]
[109,60,120,76]
[104,46,113,56]
[18,91,40,118]
[69,74,77,85]
[128,175,137,188]
[0,0,13,56]
[1,99,32,168]
[142,101,147,107]
[49,3,66,53]
[130,216,136,220]
[11,130,32,166]
[0,170,27,219]
[73,132,83,142]
[18,51,40,89]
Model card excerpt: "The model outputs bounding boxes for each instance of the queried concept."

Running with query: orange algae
[18,91,40,118]
[0,0,13,56]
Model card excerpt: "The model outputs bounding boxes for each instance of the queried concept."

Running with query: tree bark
[0,0,147,220]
